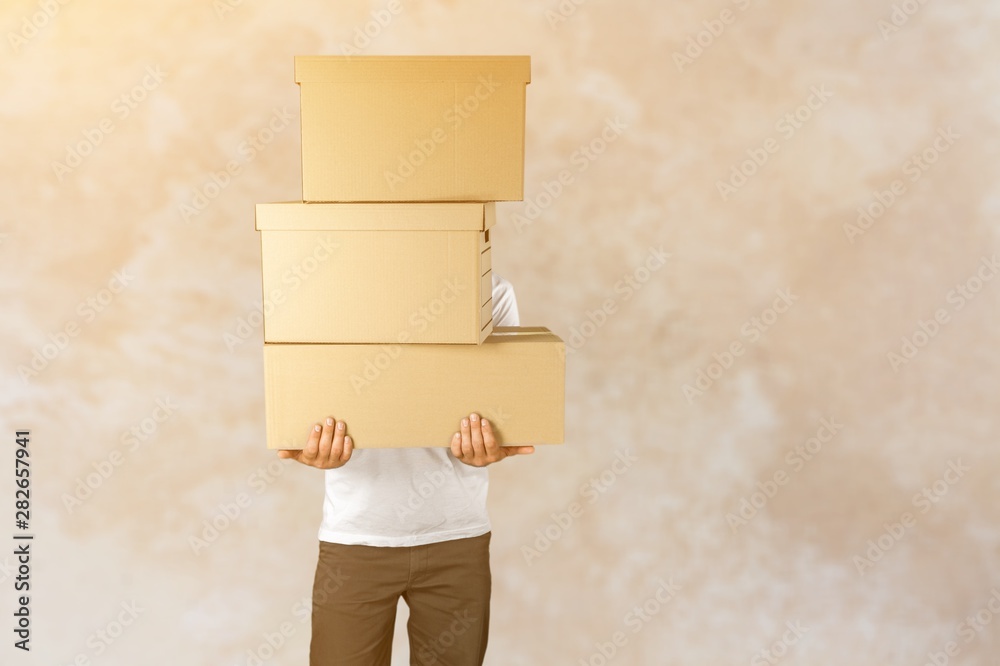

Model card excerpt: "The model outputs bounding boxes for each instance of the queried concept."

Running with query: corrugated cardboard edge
[255,202,496,231]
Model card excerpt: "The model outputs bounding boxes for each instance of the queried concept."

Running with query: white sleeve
[490,273,520,327]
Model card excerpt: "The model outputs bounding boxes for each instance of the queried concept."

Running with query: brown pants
[309,532,492,666]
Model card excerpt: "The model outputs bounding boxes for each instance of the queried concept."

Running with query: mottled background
[1,0,999,664]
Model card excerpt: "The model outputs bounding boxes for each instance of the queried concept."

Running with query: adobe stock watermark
[8,0,73,54]
[237,561,349,666]
[923,588,1000,666]
[224,235,340,351]
[57,600,144,664]
[522,448,638,566]
[395,407,512,520]
[339,0,405,54]
[726,416,844,533]
[750,620,809,666]
[0,557,17,586]
[545,0,589,30]
[563,245,669,356]
[887,254,999,372]
[394,462,459,522]
[512,116,629,233]
[383,76,502,192]
[188,458,295,555]
[61,397,178,514]
[18,267,135,384]
[673,0,755,72]
[393,407,513,518]
[178,106,294,222]
[413,609,480,665]
[853,458,970,576]
[577,577,682,666]
[844,126,959,244]
[218,0,407,48]
[51,65,168,183]
[348,277,469,394]
[878,0,932,40]
[682,288,799,403]
[212,0,243,19]
[716,85,834,202]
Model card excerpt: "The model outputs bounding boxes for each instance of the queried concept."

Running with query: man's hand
[450,413,535,467]
[278,416,354,469]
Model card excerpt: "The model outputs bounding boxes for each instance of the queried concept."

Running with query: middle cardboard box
[256,201,495,344]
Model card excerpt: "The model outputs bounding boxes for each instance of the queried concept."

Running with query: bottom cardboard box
[263,327,565,449]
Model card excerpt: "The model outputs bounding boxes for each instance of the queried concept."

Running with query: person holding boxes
[280,275,534,665]
[257,56,563,665]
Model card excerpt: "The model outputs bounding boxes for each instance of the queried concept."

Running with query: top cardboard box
[295,55,531,202]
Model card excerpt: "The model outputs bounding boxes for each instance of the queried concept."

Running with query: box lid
[255,202,496,231]
[294,56,531,84]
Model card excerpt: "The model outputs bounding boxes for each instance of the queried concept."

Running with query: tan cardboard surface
[295,56,531,83]
[480,299,492,335]
[295,55,530,202]
[256,201,493,344]
[263,327,564,449]
[480,270,492,305]
[255,201,496,231]
[481,247,492,275]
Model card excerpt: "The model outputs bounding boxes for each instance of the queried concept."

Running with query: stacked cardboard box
[257,56,565,449]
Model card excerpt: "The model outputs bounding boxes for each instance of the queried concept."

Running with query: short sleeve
[490,274,520,327]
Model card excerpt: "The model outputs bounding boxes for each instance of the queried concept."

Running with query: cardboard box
[263,327,565,449]
[294,55,530,202]
[256,202,495,344]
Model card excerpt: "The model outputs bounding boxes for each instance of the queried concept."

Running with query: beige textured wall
[2,0,999,663]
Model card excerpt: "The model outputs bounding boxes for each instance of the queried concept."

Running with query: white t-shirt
[317,274,520,547]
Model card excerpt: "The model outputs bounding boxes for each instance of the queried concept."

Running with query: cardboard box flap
[294,56,531,84]
[255,202,496,231]
[486,326,560,343]
[485,202,496,230]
